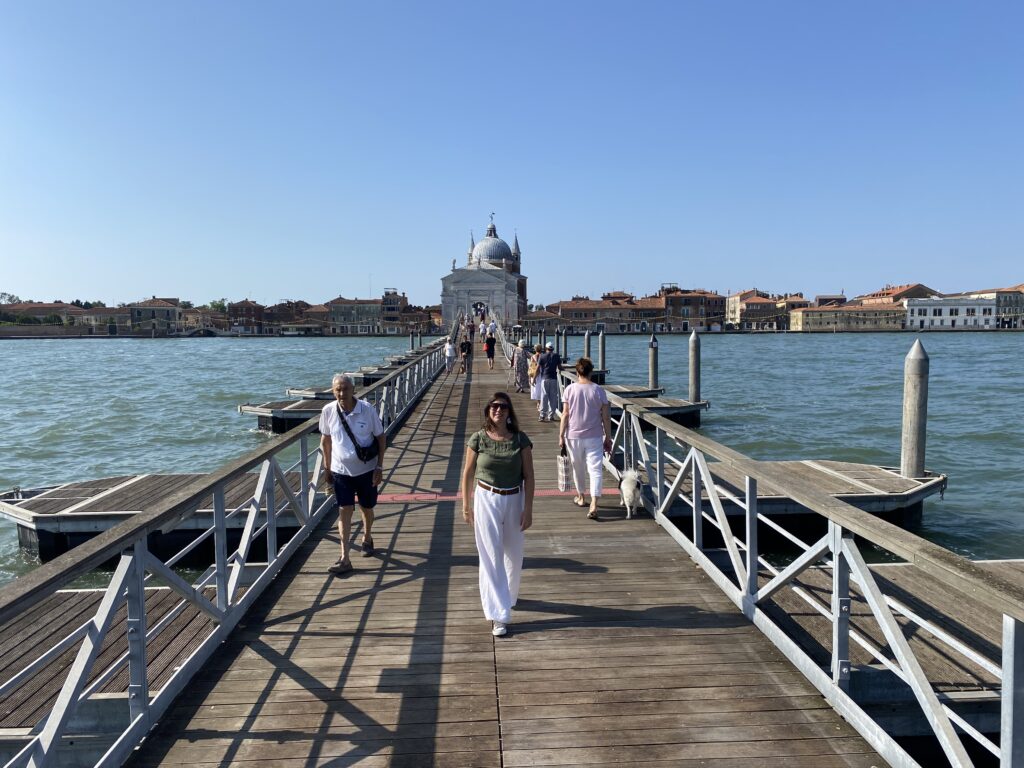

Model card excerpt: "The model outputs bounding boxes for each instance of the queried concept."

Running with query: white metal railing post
[830,522,852,691]
[745,476,758,600]
[1002,615,1023,766]
[655,428,664,512]
[298,436,310,519]
[623,408,633,471]
[125,540,150,724]
[266,472,277,563]
[691,451,703,549]
[213,485,228,611]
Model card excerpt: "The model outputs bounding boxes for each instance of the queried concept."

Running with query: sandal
[573,496,587,507]
[328,558,353,575]
[587,510,599,520]
[361,537,375,557]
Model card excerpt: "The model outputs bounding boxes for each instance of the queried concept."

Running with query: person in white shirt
[444,339,457,372]
[319,373,387,574]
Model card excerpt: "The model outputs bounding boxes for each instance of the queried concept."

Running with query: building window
[950,308,960,316]
[966,308,976,316]
[932,308,942,316]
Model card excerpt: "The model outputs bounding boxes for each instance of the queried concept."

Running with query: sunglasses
[488,402,509,411]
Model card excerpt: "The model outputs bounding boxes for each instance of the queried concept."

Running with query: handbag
[528,359,539,379]
[337,403,381,463]
[556,444,573,492]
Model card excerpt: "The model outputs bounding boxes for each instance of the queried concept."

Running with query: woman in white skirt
[529,343,544,414]
[461,391,535,637]
[559,357,612,520]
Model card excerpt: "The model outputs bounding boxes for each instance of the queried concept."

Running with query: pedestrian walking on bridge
[461,392,535,637]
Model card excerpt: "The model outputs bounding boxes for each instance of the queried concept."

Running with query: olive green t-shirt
[468,430,533,489]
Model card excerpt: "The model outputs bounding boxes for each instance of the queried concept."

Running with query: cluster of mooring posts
[506,326,711,426]
[0,318,1021,768]
[238,331,433,433]
[0,332,946,562]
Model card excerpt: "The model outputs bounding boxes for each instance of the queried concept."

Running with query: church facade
[440,220,528,328]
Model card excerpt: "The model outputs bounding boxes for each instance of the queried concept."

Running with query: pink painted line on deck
[377,488,620,503]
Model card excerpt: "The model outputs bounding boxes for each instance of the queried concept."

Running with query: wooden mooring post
[583,330,591,360]
[598,331,606,371]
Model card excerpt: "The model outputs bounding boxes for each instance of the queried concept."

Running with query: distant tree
[0,292,21,304]
[179,300,194,309]
[92,300,106,308]
[71,299,85,307]
[207,299,227,313]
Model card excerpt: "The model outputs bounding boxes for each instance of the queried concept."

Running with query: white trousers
[473,485,525,623]
[567,436,604,499]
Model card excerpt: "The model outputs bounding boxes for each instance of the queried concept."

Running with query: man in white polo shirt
[319,373,386,575]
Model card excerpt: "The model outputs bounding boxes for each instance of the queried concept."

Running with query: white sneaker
[491,621,508,637]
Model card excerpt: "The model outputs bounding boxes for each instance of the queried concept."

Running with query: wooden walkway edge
[125,357,884,767]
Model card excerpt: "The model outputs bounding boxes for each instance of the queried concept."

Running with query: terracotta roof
[729,289,765,300]
[228,299,264,308]
[793,304,906,313]
[743,296,776,305]
[553,296,665,310]
[304,304,329,312]
[131,298,180,308]
[326,296,382,306]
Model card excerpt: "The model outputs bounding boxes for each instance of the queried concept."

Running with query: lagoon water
[1,332,1022,583]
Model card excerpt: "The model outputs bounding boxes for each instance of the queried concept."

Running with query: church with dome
[440,218,528,328]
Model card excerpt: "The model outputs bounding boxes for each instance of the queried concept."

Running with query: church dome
[472,223,515,265]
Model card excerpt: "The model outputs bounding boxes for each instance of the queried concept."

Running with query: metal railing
[556,367,1024,768]
[0,335,454,768]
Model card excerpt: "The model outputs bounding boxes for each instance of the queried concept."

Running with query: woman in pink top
[558,357,612,519]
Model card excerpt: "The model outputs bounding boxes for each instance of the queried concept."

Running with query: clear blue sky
[1,1,1021,308]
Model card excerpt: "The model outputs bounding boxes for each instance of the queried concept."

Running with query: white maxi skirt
[473,484,525,624]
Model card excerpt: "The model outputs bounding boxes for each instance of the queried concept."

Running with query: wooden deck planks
[126,357,884,767]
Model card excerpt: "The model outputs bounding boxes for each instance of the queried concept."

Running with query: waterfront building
[545,291,667,333]
[0,301,87,324]
[790,304,906,332]
[227,299,265,335]
[726,289,782,330]
[521,308,560,335]
[80,307,131,332]
[658,285,727,331]
[129,297,184,333]
[326,296,383,334]
[264,300,311,331]
[905,295,997,330]
[814,294,847,307]
[854,283,941,305]
[775,294,811,330]
[303,304,329,326]
[182,307,228,332]
[960,285,1024,329]
[440,219,528,328]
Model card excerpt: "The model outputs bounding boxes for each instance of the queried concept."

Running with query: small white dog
[618,469,643,519]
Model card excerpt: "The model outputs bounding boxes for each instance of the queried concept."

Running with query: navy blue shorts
[332,470,379,509]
